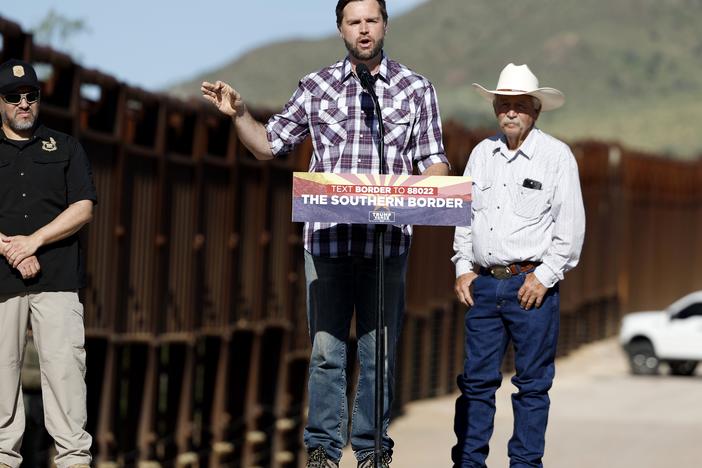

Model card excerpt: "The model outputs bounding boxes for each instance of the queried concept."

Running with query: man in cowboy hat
[451,63,585,468]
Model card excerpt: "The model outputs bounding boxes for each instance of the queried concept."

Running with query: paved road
[341,338,702,468]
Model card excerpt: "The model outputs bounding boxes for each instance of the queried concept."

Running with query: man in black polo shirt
[0,59,95,468]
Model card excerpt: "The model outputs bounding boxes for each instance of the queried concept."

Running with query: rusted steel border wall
[2,17,701,468]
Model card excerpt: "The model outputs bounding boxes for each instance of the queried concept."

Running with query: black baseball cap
[0,59,40,94]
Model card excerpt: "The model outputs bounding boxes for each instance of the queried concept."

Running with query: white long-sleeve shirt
[451,128,585,288]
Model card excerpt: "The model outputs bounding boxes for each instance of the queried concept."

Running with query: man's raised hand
[201,81,245,118]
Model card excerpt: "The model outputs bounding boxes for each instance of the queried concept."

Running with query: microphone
[356,63,376,94]
[356,62,385,175]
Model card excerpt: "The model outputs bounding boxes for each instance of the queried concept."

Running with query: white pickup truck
[619,290,702,376]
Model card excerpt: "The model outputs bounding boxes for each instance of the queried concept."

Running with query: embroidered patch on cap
[12,65,25,78]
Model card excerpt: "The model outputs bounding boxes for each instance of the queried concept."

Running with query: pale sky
[1,1,428,91]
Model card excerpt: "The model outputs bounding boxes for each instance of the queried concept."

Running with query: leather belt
[480,261,540,279]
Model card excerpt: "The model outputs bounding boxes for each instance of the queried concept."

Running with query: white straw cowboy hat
[473,63,565,111]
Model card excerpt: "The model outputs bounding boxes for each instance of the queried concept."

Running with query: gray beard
[344,37,384,62]
[1,109,36,132]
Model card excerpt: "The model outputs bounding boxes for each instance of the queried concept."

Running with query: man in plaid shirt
[202,1,448,466]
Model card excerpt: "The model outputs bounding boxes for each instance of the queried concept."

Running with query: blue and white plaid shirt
[266,54,447,257]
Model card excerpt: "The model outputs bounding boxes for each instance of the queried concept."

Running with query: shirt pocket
[471,178,492,212]
[512,183,551,219]
[315,105,349,146]
[381,106,411,147]
[31,153,69,191]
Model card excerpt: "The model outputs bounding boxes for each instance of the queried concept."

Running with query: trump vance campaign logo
[369,209,395,223]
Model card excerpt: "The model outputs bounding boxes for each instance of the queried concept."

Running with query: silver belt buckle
[491,266,512,280]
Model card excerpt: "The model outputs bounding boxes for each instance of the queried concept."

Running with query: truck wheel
[627,340,659,375]
[668,360,698,376]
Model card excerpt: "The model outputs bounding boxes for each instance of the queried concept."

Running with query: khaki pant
[0,291,92,468]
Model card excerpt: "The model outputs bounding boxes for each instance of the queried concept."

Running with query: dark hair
[336,0,388,27]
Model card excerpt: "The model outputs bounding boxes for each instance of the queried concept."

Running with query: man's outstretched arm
[201,80,274,160]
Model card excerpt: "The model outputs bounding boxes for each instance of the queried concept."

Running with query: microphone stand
[362,77,387,467]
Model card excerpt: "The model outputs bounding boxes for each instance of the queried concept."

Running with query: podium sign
[292,173,472,227]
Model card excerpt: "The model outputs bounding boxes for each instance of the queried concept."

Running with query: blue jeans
[303,250,408,462]
[452,272,560,468]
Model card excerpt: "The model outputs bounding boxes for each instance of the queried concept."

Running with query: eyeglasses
[1,91,40,105]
